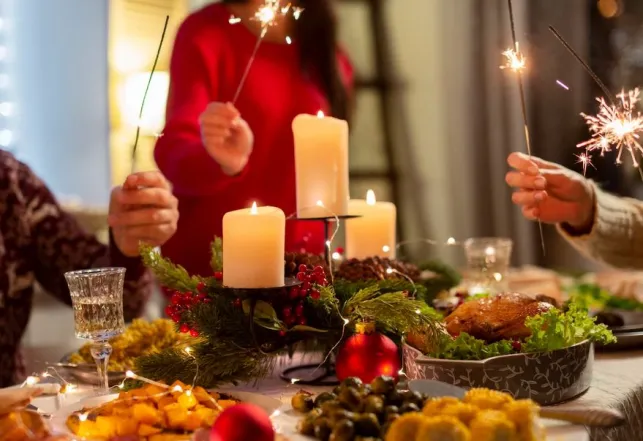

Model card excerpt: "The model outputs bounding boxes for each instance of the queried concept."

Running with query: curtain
[435,0,600,271]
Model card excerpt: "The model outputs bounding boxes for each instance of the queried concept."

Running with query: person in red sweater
[155,0,353,277]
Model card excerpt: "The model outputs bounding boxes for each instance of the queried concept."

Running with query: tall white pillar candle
[223,203,285,288]
[346,190,397,259]
[293,111,349,218]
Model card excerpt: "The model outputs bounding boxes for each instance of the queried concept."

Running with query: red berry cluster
[291,264,327,300]
[511,340,522,351]
[277,265,329,330]
[164,281,210,337]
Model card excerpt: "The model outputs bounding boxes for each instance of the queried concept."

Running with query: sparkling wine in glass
[65,267,126,392]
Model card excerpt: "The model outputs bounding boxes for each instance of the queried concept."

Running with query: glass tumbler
[65,267,126,391]
[463,238,513,295]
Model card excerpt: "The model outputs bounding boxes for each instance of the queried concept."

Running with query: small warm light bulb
[79,413,88,422]
[332,252,342,260]
[172,385,183,393]
[382,245,391,253]
[229,16,241,24]
[484,246,496,256]
[285,36,292,45]
[415,309,421,314]
[386,268,394,274]
[25,376,39,386]
[125,370,136,379]
[316,110,324,118]
[343,318,350,325]
[250,202,258,214]
[41,372,52,378]
[290,378,300,385]
[493,272,503,282]
[325,240,331,247]
[185,347,192,355]
[366,189,376,205]
[185,390,193,396]
[446,237,456,245]
[316,200,324,207]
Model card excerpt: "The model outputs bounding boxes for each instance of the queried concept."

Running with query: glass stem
[90,341,113,391]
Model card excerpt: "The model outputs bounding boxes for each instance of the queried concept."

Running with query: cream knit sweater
[558,183,643,269]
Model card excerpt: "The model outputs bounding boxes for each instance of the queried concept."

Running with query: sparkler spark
[500,43,526,72]
[577,88,643,169]
[228,1,303,43]
[575,152,596,176]
[556,80,570,90]
[229,1,304,104]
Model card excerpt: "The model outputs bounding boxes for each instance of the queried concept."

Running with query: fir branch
[350,292,438,335]
[342,285,381,314]
[140,244,205,292]
[210,237,223,273]
[135,341,277,388]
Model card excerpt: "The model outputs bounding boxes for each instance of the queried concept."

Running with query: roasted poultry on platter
[444,292,554,342]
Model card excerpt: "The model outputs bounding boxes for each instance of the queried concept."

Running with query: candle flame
[316,110,324,118]
[366,189,376,205]
[250,202,258,214]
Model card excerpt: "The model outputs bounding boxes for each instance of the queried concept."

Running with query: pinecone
[335,257,421,282]
[284,252,329,278]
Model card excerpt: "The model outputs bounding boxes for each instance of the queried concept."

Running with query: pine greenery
[136,239,446,387]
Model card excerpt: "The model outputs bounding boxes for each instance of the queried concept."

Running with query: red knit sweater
[155,3,353,276]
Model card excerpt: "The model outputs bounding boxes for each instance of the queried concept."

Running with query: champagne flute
[65,267,126,392]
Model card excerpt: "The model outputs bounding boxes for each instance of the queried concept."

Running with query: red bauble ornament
[214,271,223,281]
[210,403,275,441]
[335,322,400,384]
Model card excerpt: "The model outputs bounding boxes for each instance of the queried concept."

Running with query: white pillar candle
[293,111,349,218]
[223,203,285,288]
[345,190,397,259]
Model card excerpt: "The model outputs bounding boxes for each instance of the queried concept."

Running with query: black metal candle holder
[277,214,361,385]
[218,278,301,355]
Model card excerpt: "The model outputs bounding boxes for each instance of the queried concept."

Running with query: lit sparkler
[577,88,643,169]
[503,0,546,256]
[229,1,304,104]
[500,43,526,72]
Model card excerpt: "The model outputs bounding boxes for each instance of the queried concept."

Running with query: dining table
[30,351,630,441]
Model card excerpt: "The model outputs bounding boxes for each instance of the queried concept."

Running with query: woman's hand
[505,152,596,231]
[108,171,179,257]
[200,102,254,176]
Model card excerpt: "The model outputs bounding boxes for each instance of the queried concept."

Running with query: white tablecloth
[34,357,590,441]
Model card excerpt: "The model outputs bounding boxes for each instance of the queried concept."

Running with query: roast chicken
[444,292,554,342]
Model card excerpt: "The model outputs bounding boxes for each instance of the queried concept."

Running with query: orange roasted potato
[65,383,238,439]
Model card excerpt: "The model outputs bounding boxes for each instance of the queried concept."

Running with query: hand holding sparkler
[200,102,254,176]
[505,152,596,232]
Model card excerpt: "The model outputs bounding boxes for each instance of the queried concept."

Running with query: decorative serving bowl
[402,340,593,405]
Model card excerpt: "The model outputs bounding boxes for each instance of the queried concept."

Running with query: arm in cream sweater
[557,183,643,269]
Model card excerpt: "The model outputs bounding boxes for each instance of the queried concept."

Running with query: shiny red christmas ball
[210,403,274,441]
[335,323,400,384]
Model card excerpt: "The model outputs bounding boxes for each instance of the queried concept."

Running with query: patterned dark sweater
[0,150,151,387]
